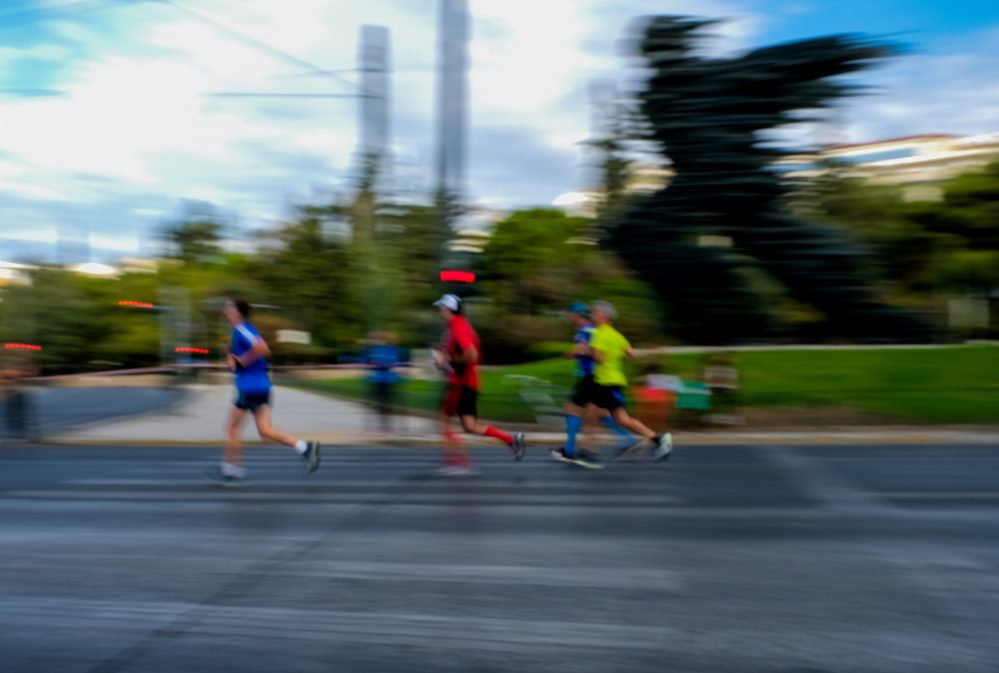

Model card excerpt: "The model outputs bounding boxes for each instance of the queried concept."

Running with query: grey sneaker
[651,433,673,463]
[204,468,248,488]
[304,441,321,475]
[512,432,526,462]
[446,464,481,477]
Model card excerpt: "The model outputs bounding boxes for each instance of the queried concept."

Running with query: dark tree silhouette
[606,17,928,343]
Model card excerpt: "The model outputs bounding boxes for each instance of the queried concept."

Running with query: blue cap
[567,302,590,317]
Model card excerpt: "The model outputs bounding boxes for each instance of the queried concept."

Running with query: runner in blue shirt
[207,299,320,486]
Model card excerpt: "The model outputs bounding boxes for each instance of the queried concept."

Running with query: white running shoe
[652,433,673,463]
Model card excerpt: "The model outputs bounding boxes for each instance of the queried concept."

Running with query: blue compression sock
[564,415,583,455]
[601,415,636,447]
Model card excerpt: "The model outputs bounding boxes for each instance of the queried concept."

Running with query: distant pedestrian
[365,331,406,434]
[1,355,37,443]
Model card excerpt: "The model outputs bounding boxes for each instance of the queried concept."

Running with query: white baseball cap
[433,293,462,312]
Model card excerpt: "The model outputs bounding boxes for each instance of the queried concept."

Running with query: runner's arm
[453,345,478,364]
[238,337,270,366]
[450,325,479,366]
[232,329,271,367]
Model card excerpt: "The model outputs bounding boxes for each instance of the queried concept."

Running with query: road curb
[39,432,999,448]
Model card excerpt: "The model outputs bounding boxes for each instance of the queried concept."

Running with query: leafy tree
[793,159,999,302]
[248,206,355,350]
[161,201,224,266]
[481,208,590,310]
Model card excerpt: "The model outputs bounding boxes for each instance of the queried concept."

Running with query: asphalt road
[1,442,998,673]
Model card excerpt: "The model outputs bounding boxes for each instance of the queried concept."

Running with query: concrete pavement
[44,384,435,445]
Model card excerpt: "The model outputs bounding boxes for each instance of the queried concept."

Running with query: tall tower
[358,24,391,172]
[434,0,470,268]
[435,0,469,205]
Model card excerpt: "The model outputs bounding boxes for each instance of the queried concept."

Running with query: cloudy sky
[0,0,997,262]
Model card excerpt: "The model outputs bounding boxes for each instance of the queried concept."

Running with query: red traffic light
[175,347,210,355]
[4,343,42,351]
[118,300,155,309]
[440,270,476,284]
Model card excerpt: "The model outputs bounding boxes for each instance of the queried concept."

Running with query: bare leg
[441,412,470,464]
[224,406,249,466]
[610,407,658,440]
[462,416,490,435]
[252,405,300,447]
[580,404,605,452]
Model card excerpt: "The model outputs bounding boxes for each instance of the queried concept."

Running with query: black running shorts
[441,384,478,418]
[591,384,626,412]
[235,390,271,412]
[569,374,600,407]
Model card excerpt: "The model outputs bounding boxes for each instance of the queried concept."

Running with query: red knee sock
[484,425,513,446]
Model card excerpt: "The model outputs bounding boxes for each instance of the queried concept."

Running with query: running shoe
[436,464,481,477]
[512,432,527,462]
[303,440,321,475]
[550,447,576,464]
[651,433,673,463]
[204,468,248,488]
[573,449,604,469]
[550,447,603,469]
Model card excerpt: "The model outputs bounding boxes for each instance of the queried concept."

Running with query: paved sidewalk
[45,385,435,445]
[42,384,999,447]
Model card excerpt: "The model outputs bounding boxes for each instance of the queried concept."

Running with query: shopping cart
[502,375,570,427]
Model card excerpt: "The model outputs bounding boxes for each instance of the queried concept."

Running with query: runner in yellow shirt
[586,301,673,462]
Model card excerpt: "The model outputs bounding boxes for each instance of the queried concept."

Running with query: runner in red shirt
[431,294,526,476]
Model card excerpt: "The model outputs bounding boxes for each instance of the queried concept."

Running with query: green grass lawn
[292,346,999,425]
[731,346,999,423]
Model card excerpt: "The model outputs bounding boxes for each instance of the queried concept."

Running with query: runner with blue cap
[550,302,636,468]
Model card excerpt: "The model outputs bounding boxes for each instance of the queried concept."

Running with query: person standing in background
[365,331,407,434]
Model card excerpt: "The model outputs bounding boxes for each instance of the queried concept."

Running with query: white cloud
[1,0,995,259]
[0,0,388,250]
[465,0,758,202]
[1,0,761,249]
[838,36,999,143]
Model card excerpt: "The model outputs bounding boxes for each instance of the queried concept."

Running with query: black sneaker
[550,447,575,464]
[573,450,604,470]
[303,441,321,475]
[512,432,526,462]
